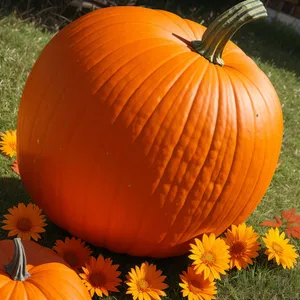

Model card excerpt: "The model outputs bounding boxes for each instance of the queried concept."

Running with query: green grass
[0,13,300,300]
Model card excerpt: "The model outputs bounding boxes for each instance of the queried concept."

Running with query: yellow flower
[1,202,46,241]
[179,266,217,300]
[126,261,169,300]
[0,130,17,157]
[224,223,261,270]
[262,227,298,269]
[189,233,230,281]
[79,255,121,298]
[53,237,92,272]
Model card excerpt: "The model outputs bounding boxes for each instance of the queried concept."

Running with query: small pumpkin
[0,238,91,299]
[17,0,283,257]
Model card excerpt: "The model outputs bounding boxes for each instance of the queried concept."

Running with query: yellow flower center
[137,279,149,291]
[202,252,216,264]
[63,252,79,268]
[272,242,283,255]
[89,272,106,287]
[231,241,246,256]
[17,217,32,232]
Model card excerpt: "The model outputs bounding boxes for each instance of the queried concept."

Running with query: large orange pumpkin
[17,0,283,257]
[0,238,91,299]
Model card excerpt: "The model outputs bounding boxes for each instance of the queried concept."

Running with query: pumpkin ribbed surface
[17,6,283,257]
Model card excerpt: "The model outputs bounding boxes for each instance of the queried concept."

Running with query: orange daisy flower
[189,233,230,281]
[179,266,217,300]
[79,255,122,298]
[126,261,169,300]
[0,130,17,157]
[224,223,261,270]
[1,202,46,241]
[53,237,93,272]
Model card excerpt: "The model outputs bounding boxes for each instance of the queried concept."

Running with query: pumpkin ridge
[19,46,69,162]
[198,68,257,232]
[25,265,89,298]
[104,54,201,252]
[144,64,219,253]
[36,44,184,168]
[1,281,18,299]
[82,53,197,248]
[203,66,274,232]
[180,66,236,241]
[143,58,203,173]
[77,37,176,71]
[228,69,281,224]
[125,54,199,141]
[144,61,212,251]
[187,65,231,231]
[106,51,195,125]
[20,70,71,218]
[199,69,255,232]
[140,56,205,165]
[161,63,231,245]
[67,14,130,41]
[174,66,237,240]
[129,58,209,255]
[183,19,205,41]
[228,62,282,121]
[20,53,87,225]
[23,280,47,299]
[85,53,198,249]
[67,7,154,39]
[87,42,183,93]
[91,44,186,99]
[70,20,189,52]
[55,50,195,249]
[0,277,13,293]
[154,9,195,40]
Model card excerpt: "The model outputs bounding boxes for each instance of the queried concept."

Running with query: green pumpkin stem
[4,238,30,281]
[191,0,267,66]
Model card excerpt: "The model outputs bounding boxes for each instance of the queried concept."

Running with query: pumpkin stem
[191,0,267,66]
[4,238,30,281]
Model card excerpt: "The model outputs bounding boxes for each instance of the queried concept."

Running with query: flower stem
[191,0,268,66]
[5,238,30,281]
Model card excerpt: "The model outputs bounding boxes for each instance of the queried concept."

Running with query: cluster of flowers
[1,129,299,300]
[1,203,299,300]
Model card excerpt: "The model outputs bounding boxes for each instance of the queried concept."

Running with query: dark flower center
[63,252,79,268]
[231,241,246,256]
[17,218,32,232]
[189,279,204,293]
[89,272,106,287]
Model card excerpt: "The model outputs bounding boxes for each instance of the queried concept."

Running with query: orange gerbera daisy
[262,227,298,269]
[224,223,261,270]
[126,261,169,300]
[189,233,230,281]
[179,266,217,300]
[79,255,122,298]
[1,202,46,241]
[53,237,93,272]
[0,130,17,157]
